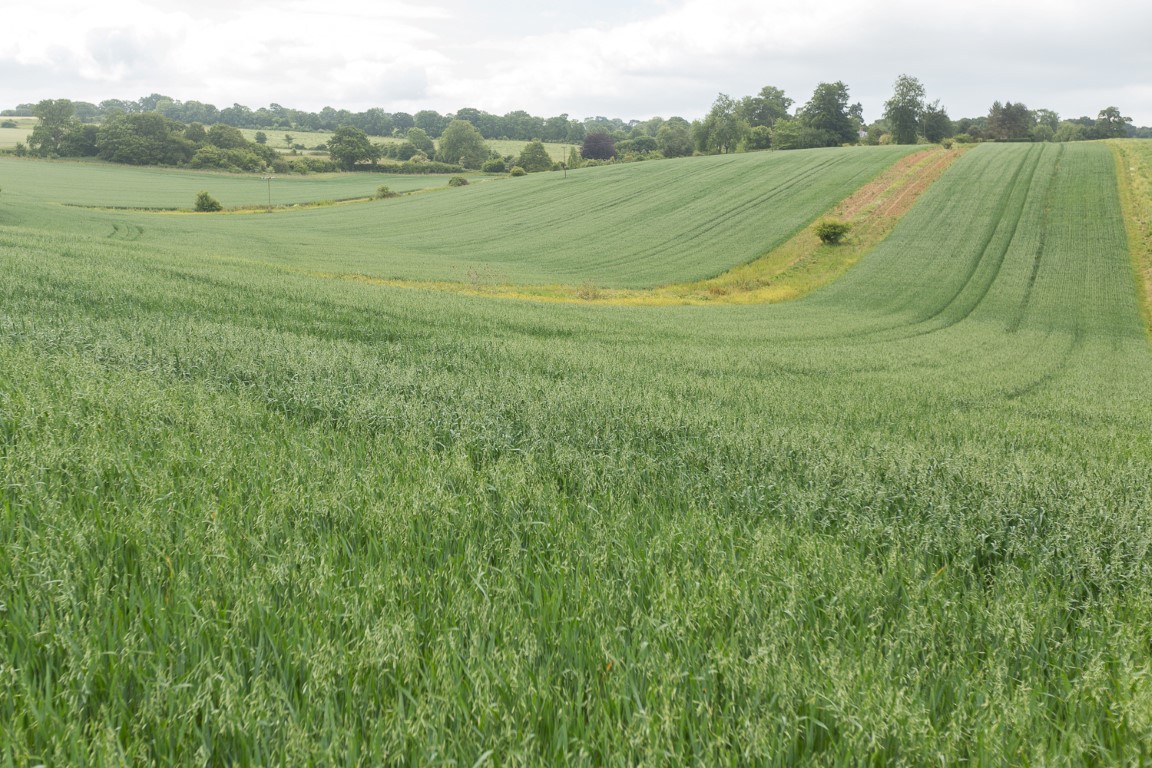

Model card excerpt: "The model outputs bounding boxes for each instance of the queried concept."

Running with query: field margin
[1109,139,1152,338]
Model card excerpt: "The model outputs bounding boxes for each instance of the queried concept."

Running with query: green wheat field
[2,141,1151,764]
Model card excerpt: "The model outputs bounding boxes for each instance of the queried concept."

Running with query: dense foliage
[580,131,617,160]
[883,74,926,145]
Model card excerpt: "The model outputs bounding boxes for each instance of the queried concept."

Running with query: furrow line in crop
[898,143,1045,338]
[1007,144,1064,334]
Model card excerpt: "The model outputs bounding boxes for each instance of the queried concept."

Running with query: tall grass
[1,142,1151,764]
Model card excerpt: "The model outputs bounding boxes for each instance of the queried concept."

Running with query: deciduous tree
[437,119,489,169]
[656,120,693,158]
[581,132,617,160]
[695,93,748,154]
[738,86,792,128]
[327,125,380,169]
[920,100,953,143]
[1095,106,1132,138]
[28,99,79,156]
[405,127,435,156]
[517,140,553,172]
[798,82,860,146]
[883,74,926,145]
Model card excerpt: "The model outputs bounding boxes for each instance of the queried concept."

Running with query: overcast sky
[3,0,1150,126]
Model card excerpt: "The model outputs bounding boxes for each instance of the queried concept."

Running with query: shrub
[448,176,469,187]
[194,191,222,212]
[941,138,955,150]
[375,186,398,199]
[482,158,506,173]
[289,156,337,174]
[509,166,527,177]
[814,219,851,245]
[1,120,17,129]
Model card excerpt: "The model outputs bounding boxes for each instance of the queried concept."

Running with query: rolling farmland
[2,142,1151,764]
[1,146,922,288]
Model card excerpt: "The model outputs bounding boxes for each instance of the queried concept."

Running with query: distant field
[0,157,475,210]
[1,120,575,164]
[3,142,1152,764]
[3,145,917,289]
[488,138,577,162]
[235,127,576,162]
[0,117,35,149]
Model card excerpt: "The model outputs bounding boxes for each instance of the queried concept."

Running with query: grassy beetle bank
[2,142,1152,764]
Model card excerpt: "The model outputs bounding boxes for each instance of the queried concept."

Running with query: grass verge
[1109,139,1152,338]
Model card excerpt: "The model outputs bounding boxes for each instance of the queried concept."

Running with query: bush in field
[482,158,506,173]
[509,166,526,177]
[814,219,851,244]
[448,176,469,187]
[375,186,398,199]
[194,191,222,212]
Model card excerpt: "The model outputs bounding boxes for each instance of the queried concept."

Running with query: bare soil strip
[326,146,967,306]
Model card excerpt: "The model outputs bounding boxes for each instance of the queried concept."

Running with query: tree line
[4,94,615,144]
[691,76,1138,153]
[5,81,1143,175]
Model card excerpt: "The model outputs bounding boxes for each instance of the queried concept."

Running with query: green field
[1,146,921,288]
[0,157,478,211]
[2,142,1152,764]
[1,120,574,163]
[0,117,35,150]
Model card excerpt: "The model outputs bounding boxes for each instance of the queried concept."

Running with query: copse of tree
[98,112,194,165]
[581,132,617,161]
[986,101,1033,141]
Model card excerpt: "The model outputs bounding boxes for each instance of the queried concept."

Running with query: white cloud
[2,0,1150,124]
